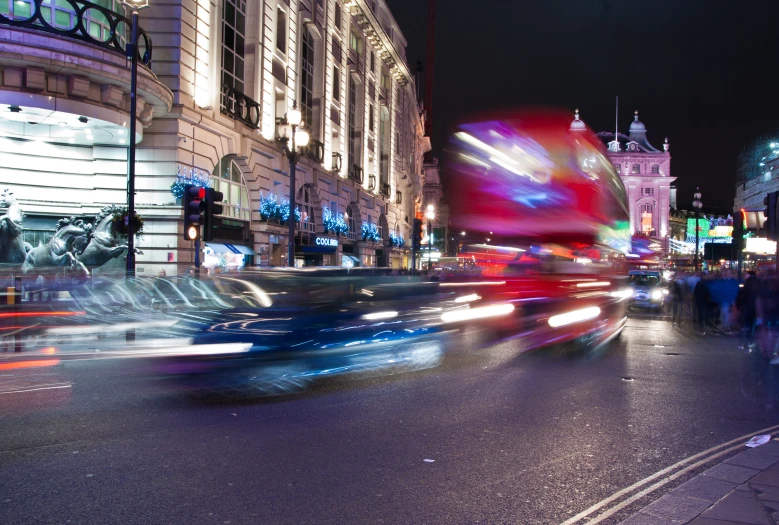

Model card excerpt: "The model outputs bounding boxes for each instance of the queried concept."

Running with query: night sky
[387,0,779,212]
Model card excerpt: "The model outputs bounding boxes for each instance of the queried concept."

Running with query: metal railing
[380,182,391,198]
[0,0,153,66]
[349,165,364,184]
[396,190,402,204]
[221,84,261,129]
[303,140,325,163]
[368,174,376,191]
[331,152,343,172]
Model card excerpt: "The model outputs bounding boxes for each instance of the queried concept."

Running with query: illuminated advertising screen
[686,218,732,244]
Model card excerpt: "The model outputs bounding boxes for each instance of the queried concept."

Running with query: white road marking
[561,422,779,524]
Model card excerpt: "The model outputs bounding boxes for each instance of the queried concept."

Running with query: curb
[620,440,779,524]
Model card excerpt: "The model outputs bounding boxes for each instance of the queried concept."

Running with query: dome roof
[570,109,586,131]
[629,110,646,132]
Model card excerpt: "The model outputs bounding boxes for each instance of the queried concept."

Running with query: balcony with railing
[368,174,376,191]
[380,182,391,198]
[221,84,261,129]
[0,0,152,66]
[0,0,173,144]
[396,190,402,204]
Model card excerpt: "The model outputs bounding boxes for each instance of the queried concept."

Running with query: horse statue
[0,188,30,264]
[22,217,90,275]
[77,205,129,268]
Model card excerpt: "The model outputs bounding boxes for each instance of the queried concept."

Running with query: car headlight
[651,290,663,301]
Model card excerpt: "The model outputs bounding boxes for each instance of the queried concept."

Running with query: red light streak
[0,311,85,318]
[0,359,60,371]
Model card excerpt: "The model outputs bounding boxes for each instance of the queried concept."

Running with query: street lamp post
[277,102,309,268]
[121,0,150,279]
[426,204,435,271]
[693,187,703,272]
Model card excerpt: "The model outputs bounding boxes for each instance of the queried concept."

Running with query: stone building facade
[0,0,429,274]
[572,110,674,244]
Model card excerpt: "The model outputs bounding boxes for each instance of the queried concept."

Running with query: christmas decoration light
[362,222,381,243]
[323,207,348,235]
[389,231,405,247]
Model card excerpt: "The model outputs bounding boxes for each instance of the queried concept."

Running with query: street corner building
[572,109,675,253]
[0,0,430,274]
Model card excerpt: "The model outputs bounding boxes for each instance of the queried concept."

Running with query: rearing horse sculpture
[22,217,90,275]
[77,205,129,268]
[0,188,30,264]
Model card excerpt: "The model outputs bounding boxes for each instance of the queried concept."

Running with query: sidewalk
[621,441,779,524]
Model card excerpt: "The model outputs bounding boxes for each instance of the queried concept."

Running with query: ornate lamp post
[426,204,435,271]
[121,0,150,279]
[693,187,703,272]
[276,102,309,268]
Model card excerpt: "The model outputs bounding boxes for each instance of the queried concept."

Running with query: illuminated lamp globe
[287,108,302,127]
[187,225,198,240]
[295,129,310,147]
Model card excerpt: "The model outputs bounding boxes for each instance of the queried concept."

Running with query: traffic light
[733,210,745,251]
[412,218,423,251]
[183,185,205,241]
[764,192,778,241]
[203,188,224,242]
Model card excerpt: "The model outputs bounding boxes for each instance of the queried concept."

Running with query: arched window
[300,26,315,129]
[639,200,656,235]
[346,204,357,240]
[211,157,251,221]
[296,185,316,232]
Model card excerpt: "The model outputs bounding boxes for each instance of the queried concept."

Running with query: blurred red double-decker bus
[440,109,631,351]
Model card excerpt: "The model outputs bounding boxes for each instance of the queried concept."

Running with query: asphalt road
[2,315,779,525]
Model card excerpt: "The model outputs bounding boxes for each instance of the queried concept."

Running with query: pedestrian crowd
[670,268,779,360]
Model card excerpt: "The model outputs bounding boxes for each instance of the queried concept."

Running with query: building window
[651,164,660,174]
[332,66,340,102]
[346,204,357,239]
[350,30,362,55]
[221,0,246,93]
[334,2,341,31]
[348,76,357,170]
[641,187,654,197]
[379,105,389,184]
[640,202,655,235]
[369,103,374,132]
[395,131,400,155]
[615,164,621,173]
[276,8,287,54]
[370,51,375,73]
[381,69,390,89]
[211,157,251,221]
[300,26,315,128]
[297,186,317,232]
[632,164,640,174]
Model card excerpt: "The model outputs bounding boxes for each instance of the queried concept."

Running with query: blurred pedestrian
[693,273,710,332]
[741,271,762,347]
[671,273,684,325]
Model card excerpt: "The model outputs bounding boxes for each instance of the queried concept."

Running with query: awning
[205,243,256,255]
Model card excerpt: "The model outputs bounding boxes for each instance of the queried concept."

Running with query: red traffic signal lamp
[183,185,205,241]
[203,188,224,242]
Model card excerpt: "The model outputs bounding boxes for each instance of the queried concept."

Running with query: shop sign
[746,237,777,255]
[315,237,339,247]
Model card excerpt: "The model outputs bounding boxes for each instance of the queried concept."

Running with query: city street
[3,317,778,524]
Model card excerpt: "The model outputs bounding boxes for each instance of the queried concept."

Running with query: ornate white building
[572,110,674,242]
[0,0,429,273]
